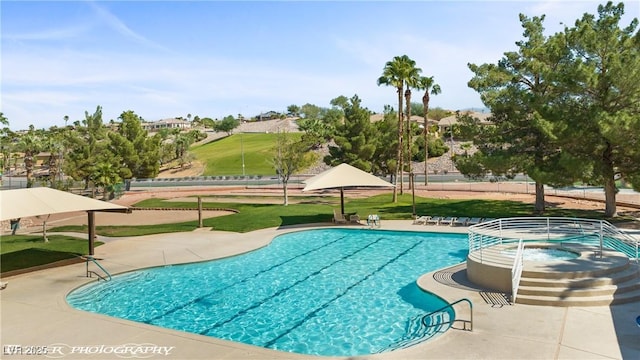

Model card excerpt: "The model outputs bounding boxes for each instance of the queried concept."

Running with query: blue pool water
[67,229,468,356]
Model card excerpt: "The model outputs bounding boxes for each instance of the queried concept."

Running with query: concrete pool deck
[1,221,639,360]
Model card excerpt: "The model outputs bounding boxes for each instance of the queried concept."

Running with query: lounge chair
[413,216,431,225]
[349,214,361,224]
[439,217,456,226]
[481,218,496,223]
[333,209,348,224]
[425,216,442,225]
[367,214,381,228]
[466,217,482,226]
[452,217,470,226]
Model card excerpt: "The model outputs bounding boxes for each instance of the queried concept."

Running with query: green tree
[109,110,162,179]
[272,130,317,205]
[464,13,573,213]
[214,115,240,135]
[404,69,422,185]
[377,55,421,201]
[371,105,399,180]
[556,1,640,217]
[415,76,441,184]
[92,152,123,200]
[42,126,66,188]
[287,104,301,117]
[64,106,109,191]
[0,113,16,176]
[324,95,377,171]
[299,103,323,120]
[16,127,43,188]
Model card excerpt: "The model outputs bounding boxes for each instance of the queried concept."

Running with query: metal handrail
[468,217,638,262]
[82,255,112,281]
[421,298,473,331]
[511,239,524,304]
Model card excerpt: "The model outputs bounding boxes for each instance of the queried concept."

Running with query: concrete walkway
[1,221,639,359]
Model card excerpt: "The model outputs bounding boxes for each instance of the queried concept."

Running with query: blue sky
[2,0,639,130]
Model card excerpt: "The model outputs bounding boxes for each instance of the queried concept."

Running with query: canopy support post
[340,187,345,215]
[88,211,96,255]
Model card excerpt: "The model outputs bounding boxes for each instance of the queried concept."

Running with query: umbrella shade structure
[302,163,394,215]
[1,187,130,254]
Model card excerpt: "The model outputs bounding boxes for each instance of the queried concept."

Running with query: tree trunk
[395,86,405,201]
[24,150,34,188]
[604,177,617,217]
[405,89,412,190]
[534,181,545,214]
[602,143,617,217]
[423,92,430,185]
[282,180,289,206]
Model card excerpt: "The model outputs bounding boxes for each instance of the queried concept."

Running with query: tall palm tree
[417,76,441,185]
[404,70,422,189]
[377,55,421,201]
[17,128,43,188]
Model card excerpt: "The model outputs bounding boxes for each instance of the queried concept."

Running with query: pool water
[502,248,579,261]
[67,229,468,356]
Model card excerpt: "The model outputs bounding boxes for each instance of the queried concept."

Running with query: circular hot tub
[466,243,586,292]
[501,247,580,261]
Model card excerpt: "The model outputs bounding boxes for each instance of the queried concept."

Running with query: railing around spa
[468,217,639,263]
[511,239,525,304]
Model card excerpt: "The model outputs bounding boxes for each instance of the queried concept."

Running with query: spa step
[515,263,640,306]
[520,258,630,279]
[516,287,640,307]
[519,265,640,288]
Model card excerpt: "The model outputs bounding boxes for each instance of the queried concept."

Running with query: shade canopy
[1,187,130,255]
[302,163,394,215]
[0,187,128,221]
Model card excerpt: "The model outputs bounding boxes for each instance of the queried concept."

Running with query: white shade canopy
[302,163,394,215]
[0,187,128,221]
[302,163,394,192]
[1,187,130,255]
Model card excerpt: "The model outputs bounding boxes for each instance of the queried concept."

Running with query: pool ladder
[421,298,473,331]
[378,298,473,352]
[81,255,112,281]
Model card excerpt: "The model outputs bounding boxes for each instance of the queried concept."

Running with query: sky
[2,0,639,131]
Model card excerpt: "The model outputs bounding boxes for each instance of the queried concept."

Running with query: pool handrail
[468,217,638,263]
[81,255,112,281]
[511,239,525,304]
[420,297,473,332]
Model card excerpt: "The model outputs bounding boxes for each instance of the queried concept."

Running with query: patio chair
[333,209,348,224]
[452,217,470,226]
[349,214,361,224]
[439,217,456,226]
[466,217,482,226]
[367,214,381,228]
[413,216,431,225]
[425,216,442,225]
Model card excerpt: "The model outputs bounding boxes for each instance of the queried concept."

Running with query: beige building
[141,118,191,132]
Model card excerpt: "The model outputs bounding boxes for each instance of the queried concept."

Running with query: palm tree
[17,128,43,188]
[404,70,422,189]
[416,76,441,185]
[377,55,421,201]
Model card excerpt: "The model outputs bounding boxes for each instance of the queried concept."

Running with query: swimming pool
[68,229,468,356]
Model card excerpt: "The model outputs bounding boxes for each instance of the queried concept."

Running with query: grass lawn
[191,133,303,176]
[1,234,102,273]
[15,193,630,274]
[51,193,610,236]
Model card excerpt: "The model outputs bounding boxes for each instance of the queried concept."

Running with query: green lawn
[1,234,102,273]
[191,133,303,176]
[9,193,628,274]
[52,193,610,235]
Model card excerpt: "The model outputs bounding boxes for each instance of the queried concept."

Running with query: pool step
[516,263,640,306]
